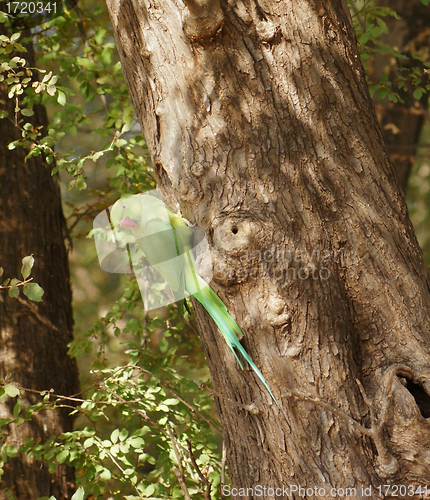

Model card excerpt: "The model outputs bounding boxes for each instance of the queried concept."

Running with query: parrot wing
[109,192,279,407]
[133,219,184,293]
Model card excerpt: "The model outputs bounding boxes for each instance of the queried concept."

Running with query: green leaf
[83,437,94,448]
[0,268,3,277]
[23,283,44,302]
[129,437,144,448]
[111,428,119,444]
[378,88,389,100]
[159,337,168,353]
[21,109,34,117]
[0,110,8,119]
[99,468,111,480]
[5,383,20,398]
[8,286,19,298]
[94,27,107,45]
[421,0,430,5]
[164,398,180,406]
[10,33,21,43]
[5,445,17,457]
[57,90,66,106]
[413,88,423,100]
[56,449,69,464]
[76,57,99,72]
[199,453,210,464]
[71,487,85,500]
[21,255,34,280]
[101,47,113,67]
[47,84,56,96]
[119,428,128,441]
[144,485,155,497]
[13,398,22,418]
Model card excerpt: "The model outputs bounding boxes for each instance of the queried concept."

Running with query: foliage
[0,255,44,301]
[406,121,430,264]
[348,0,430,102]
[1,277,222,499]
[0,1,222,498]
[0,0,430,499]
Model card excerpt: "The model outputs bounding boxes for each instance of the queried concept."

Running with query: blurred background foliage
[0,0,429,498]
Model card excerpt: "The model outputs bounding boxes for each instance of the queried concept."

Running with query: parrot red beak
[120,216,138,228]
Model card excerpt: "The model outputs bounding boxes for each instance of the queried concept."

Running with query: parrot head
[110,196,142,229]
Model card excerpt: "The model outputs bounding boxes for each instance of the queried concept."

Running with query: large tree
[107,0,430,496]
[0,34,79,500]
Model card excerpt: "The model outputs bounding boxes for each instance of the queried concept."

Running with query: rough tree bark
[371,0,430,192]
[107,0,430,497]
[0,38,79,499]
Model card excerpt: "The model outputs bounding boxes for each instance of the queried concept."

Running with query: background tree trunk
[0,39,79,499]
[371,0,430,192]
[107,0,430,496]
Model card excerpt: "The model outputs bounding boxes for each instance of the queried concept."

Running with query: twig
[195,381,259,414]
[349,1,365,32]
[67,202,99,234]
[167,424,192,500]
[186,439,212,500]
[140,278,149,347]
[221,441,226,500]
[281,388,373,436]
[0,277,34,290]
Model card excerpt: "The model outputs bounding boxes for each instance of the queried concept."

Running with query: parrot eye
[122,205,126,209]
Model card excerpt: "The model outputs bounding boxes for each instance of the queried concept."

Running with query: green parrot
[110,193,279,407]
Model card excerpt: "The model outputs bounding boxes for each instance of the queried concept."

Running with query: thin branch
[0,277,33,290]
[280,388,373,436]
[221,441,226,500]
[167,424,192,500]
[186,439,212,500]
[349,1,365,32]
[195,380,259,414]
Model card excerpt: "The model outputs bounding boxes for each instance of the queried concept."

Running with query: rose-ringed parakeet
[110,193,279,407]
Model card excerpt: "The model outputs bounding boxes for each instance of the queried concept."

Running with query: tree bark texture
[0,40,79,499]
[107,0,430,497]
[371,0,430,192]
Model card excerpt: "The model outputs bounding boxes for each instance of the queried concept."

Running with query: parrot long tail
[192,280,279,408]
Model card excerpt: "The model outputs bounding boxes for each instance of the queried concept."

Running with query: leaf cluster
[348,0,430,103]
[0,255,44,301]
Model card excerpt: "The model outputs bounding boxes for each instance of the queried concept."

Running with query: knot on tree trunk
[182,0,224,42]
[210,215,288,296]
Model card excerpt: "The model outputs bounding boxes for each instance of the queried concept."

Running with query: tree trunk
[371,0,430,192]
[0,39,79,499]
[107,0,430,496]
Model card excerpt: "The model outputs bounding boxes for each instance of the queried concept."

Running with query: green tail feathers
[194,284,280,408]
